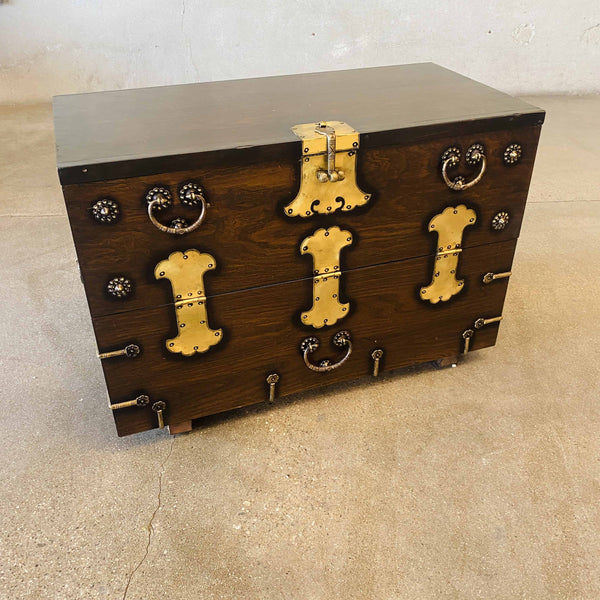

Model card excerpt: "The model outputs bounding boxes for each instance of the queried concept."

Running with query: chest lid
[53,63,544,185]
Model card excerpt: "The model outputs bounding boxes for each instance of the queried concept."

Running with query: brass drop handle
[441,144,486,191]
[300,330,352,373]
[146,183,207,235]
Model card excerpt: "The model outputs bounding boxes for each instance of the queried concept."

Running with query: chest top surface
[53,63,544,184]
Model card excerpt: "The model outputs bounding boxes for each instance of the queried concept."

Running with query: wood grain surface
[64,126,540,319]
[53,63,544,184]
[93,239,518,436]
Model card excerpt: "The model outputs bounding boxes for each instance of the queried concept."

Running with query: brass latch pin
[482,271,512,284]
[98,344,140,360]
[462,330,474,354]
[371,349,383,376]
[110,394,149,411]
[314,122,345,183]
[152,401,167,429]
[266,373,280,403]
[474,316,503,329]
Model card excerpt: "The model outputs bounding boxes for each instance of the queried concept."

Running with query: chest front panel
[63,126,539,319]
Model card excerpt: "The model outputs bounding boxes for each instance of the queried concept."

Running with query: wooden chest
[53,63,544,437]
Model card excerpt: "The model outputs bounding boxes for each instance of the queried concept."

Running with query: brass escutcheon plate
[284,121,372,218]
[155,249,223,356]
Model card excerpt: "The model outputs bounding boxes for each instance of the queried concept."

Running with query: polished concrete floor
[0,96,599,599]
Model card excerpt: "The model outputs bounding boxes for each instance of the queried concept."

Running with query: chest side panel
[63,125,540,318]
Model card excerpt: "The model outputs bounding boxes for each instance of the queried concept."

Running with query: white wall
[0,0,599,104]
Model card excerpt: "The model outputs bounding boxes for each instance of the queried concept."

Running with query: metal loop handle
[300,330,352,373]
[441,144,486,191]
[146,184,207,235]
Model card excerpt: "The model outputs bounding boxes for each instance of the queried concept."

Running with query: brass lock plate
[284,121,371,218]
[155,249,223,356]
[420,205,477,303]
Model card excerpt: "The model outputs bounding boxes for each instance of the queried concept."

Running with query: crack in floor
[122,436,175,600]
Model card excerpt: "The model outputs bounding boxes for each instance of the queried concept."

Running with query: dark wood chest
[53,63,544,436]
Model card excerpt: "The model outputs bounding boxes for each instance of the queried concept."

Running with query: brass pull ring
[300,330,352,373]
[146,184,207,235]
[441,144,486,191]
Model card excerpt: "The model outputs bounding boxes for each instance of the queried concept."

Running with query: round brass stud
[91,198,120,223]
[145,186,172,210]
[491,211,510,230]
[503,144,522,165]
[179,182,206,207]
[107,276,133,298]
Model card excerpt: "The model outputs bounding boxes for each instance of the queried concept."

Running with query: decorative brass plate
[284,121,371,217]
[155,249,222,356]
[420,205,477,303]
[300,226,353,328]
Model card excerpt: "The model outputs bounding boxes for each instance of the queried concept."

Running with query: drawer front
[64,126,540,318]
[92,239,517,436]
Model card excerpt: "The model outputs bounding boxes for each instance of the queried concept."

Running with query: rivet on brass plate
[155,249,222,356]
[420,205,477,303]
[98,343,140,360]
[371,349,383,377]
[109,394,150,411]
[266,373,280,403]
[300,226,353,328]
[483,271,512,284]
[152,401,167,429]
[284,121,371,217]
[300,330,352,373]
[441,144,487,191]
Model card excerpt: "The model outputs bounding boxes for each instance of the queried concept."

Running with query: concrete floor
[0,95,599,599]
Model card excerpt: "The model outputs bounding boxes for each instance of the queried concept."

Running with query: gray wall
[1,0,599,103]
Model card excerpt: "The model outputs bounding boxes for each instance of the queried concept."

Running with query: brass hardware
[483,271,512,284]
[266,373,280,403]
[152,401,167,429]
[147,183,207,235]
[179,182,205,207]
[462,315,503,354]
[284,121,371,217]
[474,315,503,329]
[462,329,474,354]
[106,276,133,298]
[300,226,353,328]
[371,349,383,377]
[503,144,522,165]
[91,198,120,223]
[300,330,352,373]
[492,211,510,230]
[441,144,487,191]
[109,394,149,410]
[155,249,222,356]
[420,205,477,303]
[98,344,140,360]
